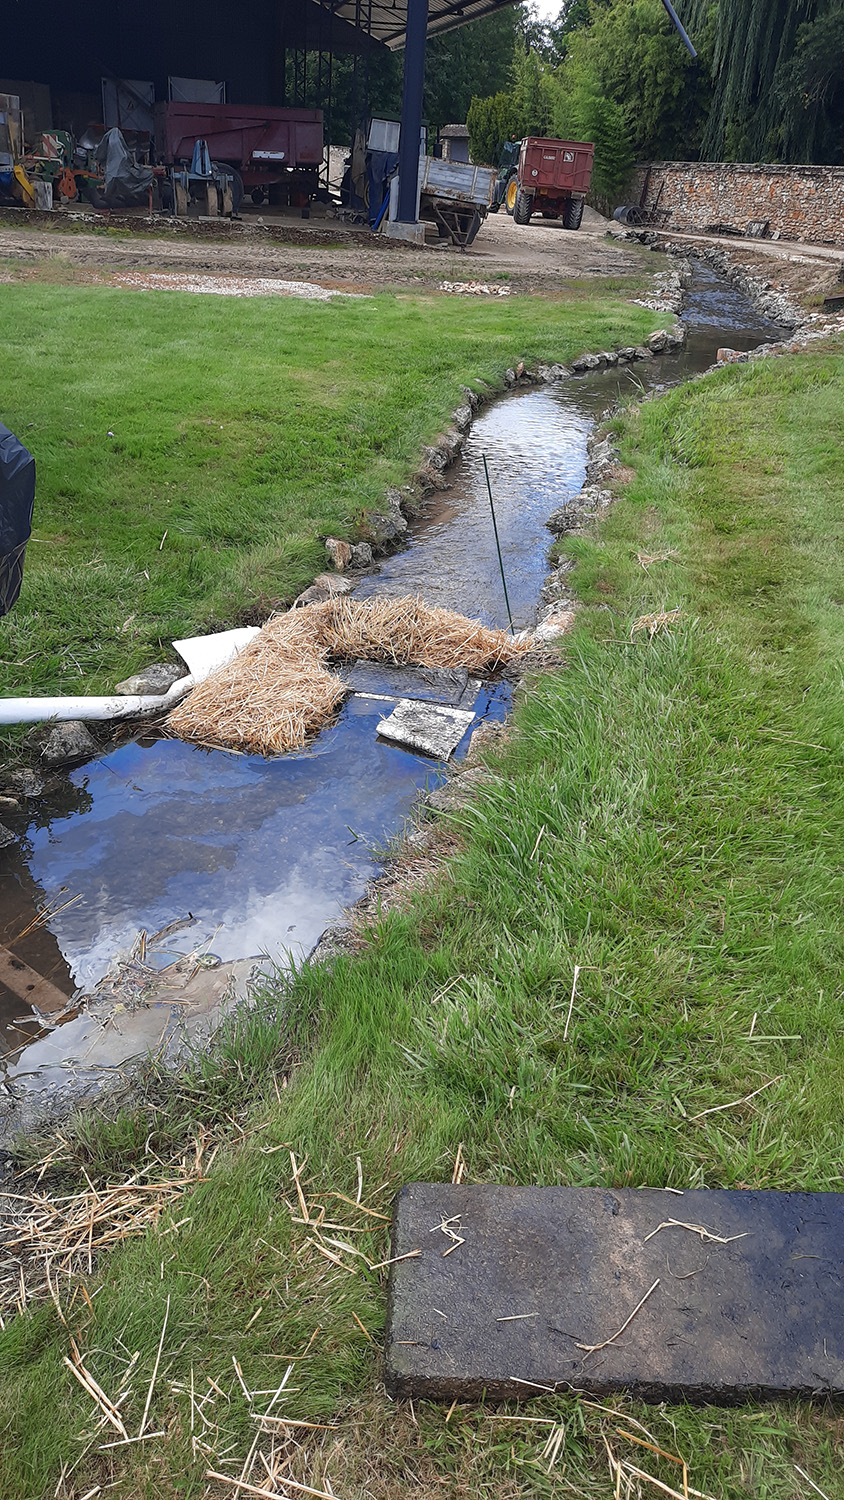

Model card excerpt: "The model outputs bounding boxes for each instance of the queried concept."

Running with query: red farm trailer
[154,102,324,207]
[510,138,594,229]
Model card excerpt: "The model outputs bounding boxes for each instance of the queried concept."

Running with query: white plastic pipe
[0,626,260,727]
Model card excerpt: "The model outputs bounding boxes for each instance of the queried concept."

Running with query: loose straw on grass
[168,596,528,757]
[206,1470,340,1500]
[689,1076,783,1122]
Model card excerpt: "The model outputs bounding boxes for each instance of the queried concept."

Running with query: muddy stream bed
[0,264,783,1130]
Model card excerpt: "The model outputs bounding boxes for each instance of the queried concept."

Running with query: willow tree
[685,0,836,160]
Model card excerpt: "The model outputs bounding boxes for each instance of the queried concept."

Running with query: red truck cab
[512,138,594,229]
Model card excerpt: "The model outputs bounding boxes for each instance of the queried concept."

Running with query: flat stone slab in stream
[377,701,476,759]
[384,1184,844,1403]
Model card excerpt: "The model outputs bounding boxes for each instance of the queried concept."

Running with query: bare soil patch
[0,206,648,296]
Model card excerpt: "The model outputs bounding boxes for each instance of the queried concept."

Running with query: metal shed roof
[312,0,518,50]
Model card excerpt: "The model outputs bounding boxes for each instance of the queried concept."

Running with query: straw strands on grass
[630,608,684,640]
[168,596,528,757]
[0,1142,211,1323]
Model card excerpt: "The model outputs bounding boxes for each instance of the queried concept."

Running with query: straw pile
[168,595,528,757]
[169,606,344,758]
[1,1149,209,1323]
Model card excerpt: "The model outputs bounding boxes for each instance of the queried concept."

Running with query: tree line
[466,0,844,193]
[290,0,843,196]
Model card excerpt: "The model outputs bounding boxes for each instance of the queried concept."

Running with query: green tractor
[488,138,521,215]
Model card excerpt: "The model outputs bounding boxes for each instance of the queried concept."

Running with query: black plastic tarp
[95,127,154,206]
[0,423,35,616]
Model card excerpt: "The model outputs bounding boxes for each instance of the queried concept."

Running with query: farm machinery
[490,137,594,229]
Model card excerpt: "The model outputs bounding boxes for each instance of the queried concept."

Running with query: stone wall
[632,162,844,246]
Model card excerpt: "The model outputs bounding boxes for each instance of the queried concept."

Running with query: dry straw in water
[167,595,529,757]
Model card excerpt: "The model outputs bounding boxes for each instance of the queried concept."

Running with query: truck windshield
[498,140,520,174]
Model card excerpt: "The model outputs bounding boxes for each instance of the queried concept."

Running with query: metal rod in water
[482,453,515,636]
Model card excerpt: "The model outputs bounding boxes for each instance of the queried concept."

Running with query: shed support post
[395,0,428,223]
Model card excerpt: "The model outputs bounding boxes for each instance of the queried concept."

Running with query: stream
[0,262,783,1107]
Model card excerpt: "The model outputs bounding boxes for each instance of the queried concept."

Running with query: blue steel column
[395,0,429,223]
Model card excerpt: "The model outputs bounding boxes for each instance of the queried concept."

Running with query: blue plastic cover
[0,422,35,616]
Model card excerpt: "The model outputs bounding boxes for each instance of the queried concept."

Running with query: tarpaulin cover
[95,127,154,205]
[0,423,35,616]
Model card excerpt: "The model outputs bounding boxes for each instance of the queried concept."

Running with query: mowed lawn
[0,278,658,700]
[4,345,844,1499]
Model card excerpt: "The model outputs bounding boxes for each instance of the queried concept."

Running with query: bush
[467,91,522,165]
[553,70,634,209]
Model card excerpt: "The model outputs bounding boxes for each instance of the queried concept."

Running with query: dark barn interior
[2,0,515,122]
[2,0,517,225]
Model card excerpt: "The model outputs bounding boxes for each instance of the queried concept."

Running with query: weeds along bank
[3,341,844,1499]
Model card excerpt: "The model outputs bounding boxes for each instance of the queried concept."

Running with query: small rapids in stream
[0,262,783,1103]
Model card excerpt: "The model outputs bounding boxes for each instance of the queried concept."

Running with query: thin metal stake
[482,453,515,636]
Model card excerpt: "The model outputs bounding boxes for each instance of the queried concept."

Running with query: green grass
[5,342,844,1499]
[0,277,656,704]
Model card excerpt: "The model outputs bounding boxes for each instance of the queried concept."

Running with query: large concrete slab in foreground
[384,1184,844,1403]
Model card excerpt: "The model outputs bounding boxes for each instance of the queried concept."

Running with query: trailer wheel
[212,163,244,213]
[563,196,584,230]
[505,175,519,215]
[513,188,532,225]
[464,209,482,246]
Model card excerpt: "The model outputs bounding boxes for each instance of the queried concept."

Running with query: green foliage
[511,44,557,135]
[564,0,711,160]
[554,68,635,201]
[466,90,523,164]
[686,0,844,161]
[424,9,521,128]
[776,1,844,160]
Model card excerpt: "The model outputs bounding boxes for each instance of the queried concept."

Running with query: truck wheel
[563,196,584,230]
[505,175,519,216]
[513,188,532,225]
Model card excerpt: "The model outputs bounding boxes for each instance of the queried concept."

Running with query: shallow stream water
[0,262,783,1091]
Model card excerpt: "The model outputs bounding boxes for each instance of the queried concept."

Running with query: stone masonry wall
[632,162,844,246]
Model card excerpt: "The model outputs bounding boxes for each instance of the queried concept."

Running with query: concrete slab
[344,660,472,706]
[377,701,475,760]
[382,220,427,247]
[384,1183,844,1403]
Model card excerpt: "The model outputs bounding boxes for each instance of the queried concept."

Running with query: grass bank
[4,345,844,1500]
[0,278,656,703]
